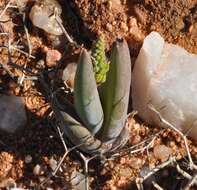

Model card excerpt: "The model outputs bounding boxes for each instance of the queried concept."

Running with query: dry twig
[39,125,84,188]
[78,152,99,190]
[176,163,197,186]
[135,157,176,189]
[135,177,144,190]
[110,129,164,159]
[0,0,12,19]
[152,181,164,190]
[143,156,176,181]
[184,172,197,190]
[22,13,32,58]
[0,33,35,58]
[54,10,74,44]
[148,103,195,169]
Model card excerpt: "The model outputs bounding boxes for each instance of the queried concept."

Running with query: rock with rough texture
[29,0,63,35]
[132,31,197,141]
[0,95,27,134]
[70,171,85,190]
[62,62,77,89]
[45,49,61,67]
[153,145,172,162]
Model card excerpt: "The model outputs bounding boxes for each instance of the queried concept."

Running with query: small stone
[119,167,131,178]
[33,164,43,176]
[176,18,184,30]
[25,155,32,164]
[130,134,141,145]
[70,171,85,190]
[153,145,172,162]
[29,0,63,35]
[36,59,45,69]
[189,25,193,33]
[62,62,77,89]
[49,157,57,171]
[128,17,138,28]
[45,49,61,67]
[0,95,26,134]
[46,188,53,190]
[112,21,117,26]
[120,22,128,32]
[106,23,113,32]
[129,157,143,169]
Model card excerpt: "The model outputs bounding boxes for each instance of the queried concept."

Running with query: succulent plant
[91,35,109,84]
[54,38,131,154]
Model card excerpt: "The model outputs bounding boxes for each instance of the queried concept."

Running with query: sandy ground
[0,0,196,189]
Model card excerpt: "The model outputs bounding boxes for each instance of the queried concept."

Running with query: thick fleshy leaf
[74,49,104,134]
[99,39,131,142]
[52,107,109,154]
[52,94,109,154]
[59,111,109,154]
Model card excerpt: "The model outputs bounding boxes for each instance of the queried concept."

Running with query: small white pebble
[49,157,58,171]
[29,0,63,36]
[46,188,53,190]
[33,164,42,176]
[25,155,32,164]
[106,23,113,32]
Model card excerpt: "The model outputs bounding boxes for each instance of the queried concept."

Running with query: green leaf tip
[99,38,132,142]
[74,49,104,134]
[91,35,109,84]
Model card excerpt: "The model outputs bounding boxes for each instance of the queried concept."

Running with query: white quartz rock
[132,32,197,140]
[29,0,63,36]
[0,95,27,134]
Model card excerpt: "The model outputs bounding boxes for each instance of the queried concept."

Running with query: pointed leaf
[53,106,109,154]
[74,49,104,134]
[99,39,131,142]
[52,93,109,154]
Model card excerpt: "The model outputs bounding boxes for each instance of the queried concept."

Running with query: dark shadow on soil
[59,0,97,48]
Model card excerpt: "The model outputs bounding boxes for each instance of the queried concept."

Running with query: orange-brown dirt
[0,0,196,189]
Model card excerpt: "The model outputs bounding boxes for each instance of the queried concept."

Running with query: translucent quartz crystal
[29,0,63,36]
[132,32,197,140]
